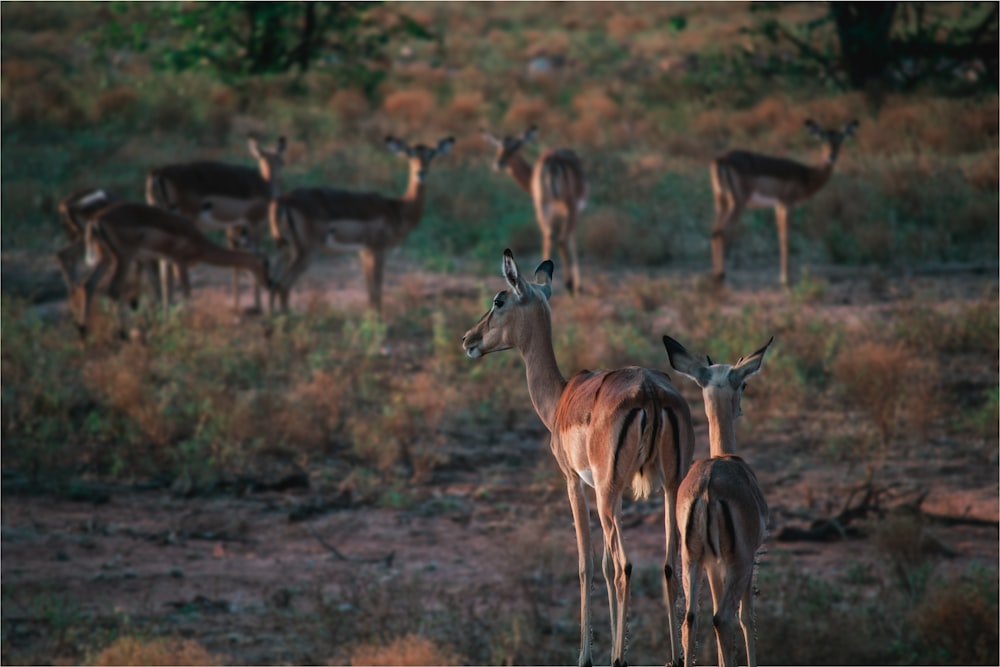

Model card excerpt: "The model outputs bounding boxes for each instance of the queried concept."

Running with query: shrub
[350,634,460,666]
[88,636,221,666]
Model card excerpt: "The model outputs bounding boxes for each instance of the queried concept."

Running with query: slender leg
[359,246,385,318]
[663,488,682,667]
[775,204,790,287]
[567,476,595,667]
[566,228,582,296]
[557,235,572,295]
[274,243,315,314]
[711,196,742,283]
[54,238,84,294]
[74,257,112,340]
[225,227,243,313]
[104,255,134,339]
[739,572,758,667]
[598,493,630,667]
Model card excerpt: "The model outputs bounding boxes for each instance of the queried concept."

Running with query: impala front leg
[359,246,386,317]
[775,204,790,287]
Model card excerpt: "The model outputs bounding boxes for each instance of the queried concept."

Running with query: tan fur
[464,251,693,667]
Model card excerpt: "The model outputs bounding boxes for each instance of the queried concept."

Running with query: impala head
[462,248,553,359]
[481,126,538,172]
[805,119,858,165]
[386,135,454,183]
[247,135,287,190]
[663,335,773,420]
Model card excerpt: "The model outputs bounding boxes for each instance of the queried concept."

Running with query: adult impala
[146,135,285,312]
[74,202,271,341]
[463,249,693,667]
[710,119,858,286]
[662,335,772,667]
[482,126,588,295]
[268,135,453,316]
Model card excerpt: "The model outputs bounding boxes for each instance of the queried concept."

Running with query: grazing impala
[268,135,453,316]
[463,249,693,667]
[482,126,588,295]
[710,119,857,285]
[56,188,120,293]
[662,335,772,667]
[146,135,286,312]
[74,202,271,341]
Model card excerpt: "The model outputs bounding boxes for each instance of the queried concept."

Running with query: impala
[146,135,285,312]
[56,188,120,293]
[463,249,693,667]
[662,335,772,667]
[74,202,271,341]
[710,119,858,286]
[268,135,453,316]
[482,126,588,295]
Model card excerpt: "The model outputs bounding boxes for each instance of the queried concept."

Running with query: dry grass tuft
[329,88,370,126]
[349,633,459,666]
[831,341,939,465]
[502,95,550,130]
[909,568,1000,665]
[88,636,221,666]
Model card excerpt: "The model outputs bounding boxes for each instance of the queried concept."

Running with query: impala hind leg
[711,197,743,284]
[598,495,631,667]
[567,477,595,667]
[54,238,84,295]
[774,204,790,287]
[738,571,759,667]
[272,245,314,314]
[359,247,386,317]
[707,562,752,667]
[663,488,682,667]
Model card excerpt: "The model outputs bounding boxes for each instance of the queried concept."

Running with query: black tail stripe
[720,498,738,557]
[615,408,641,478]
[665,406,680,477]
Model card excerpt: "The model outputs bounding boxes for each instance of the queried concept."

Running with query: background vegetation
[2,2,997,665]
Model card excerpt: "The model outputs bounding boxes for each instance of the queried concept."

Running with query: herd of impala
[58,118,856,666]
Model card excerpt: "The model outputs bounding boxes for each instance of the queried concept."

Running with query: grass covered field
[2,2,998,665]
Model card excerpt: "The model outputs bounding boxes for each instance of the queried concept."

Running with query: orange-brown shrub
[502,95,549,130]
[964,150,999,191]
[580,206,630,265]
[446,90,484,128]
[909,569,1000,665]
[571,88,619,122]
[569,114,605,147]
[383,88,435,127]
[350,634,459,666]
[94,86,139,121]
[88,636,221,666]
[606,12,649,42]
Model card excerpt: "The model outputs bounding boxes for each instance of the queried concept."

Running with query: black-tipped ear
[732,336,774,384]
[663,335,712,387]
[436,136,455,154]
[706,355,714,365]
[502,248,525,298]
[524,126,539,142]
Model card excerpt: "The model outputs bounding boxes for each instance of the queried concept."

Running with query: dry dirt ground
[2,253,998,665]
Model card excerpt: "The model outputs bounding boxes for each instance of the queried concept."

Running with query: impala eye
[492,292,505,309]
[741,381,748,392]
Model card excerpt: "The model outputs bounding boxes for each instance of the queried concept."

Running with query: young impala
[482,126,588,295]
[710,119,857,285]
[463,249,693,667]
[662,335,772,667]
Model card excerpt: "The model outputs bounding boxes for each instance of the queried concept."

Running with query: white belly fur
[747,192,779,208]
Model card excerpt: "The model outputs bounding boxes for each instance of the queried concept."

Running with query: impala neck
[519,307,568,432]
[505,154,534,194]
[401,161,427,227]
[704,393,738,458]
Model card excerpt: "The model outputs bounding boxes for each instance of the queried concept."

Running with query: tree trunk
[830,2,898,89]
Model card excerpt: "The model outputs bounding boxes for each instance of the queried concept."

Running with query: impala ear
[534,260,554,301]
[502,248,527,299]
[663,335,709,386]
[804,119,824,137]
[386,135,412,156]
[436,136,455,155]
[523,125,538,143]
[843,120,859,136]
[732,336,773,386]
[276,136,287,155]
